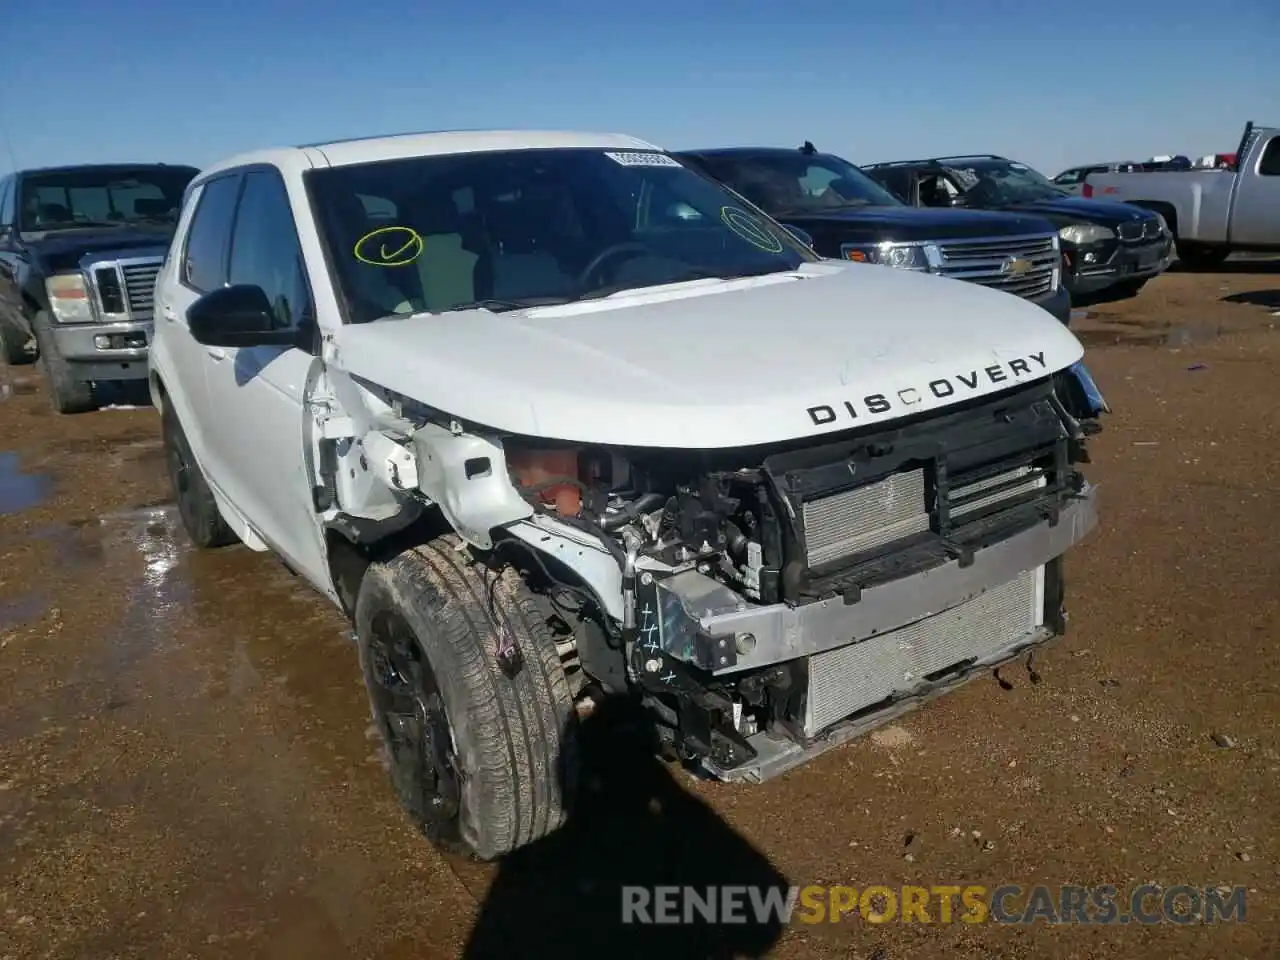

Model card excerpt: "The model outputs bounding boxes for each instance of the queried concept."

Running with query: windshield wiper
[442,296,579,313]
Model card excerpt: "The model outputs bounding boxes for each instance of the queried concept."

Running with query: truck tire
[0,319,35,366]
[30,310,95,413]
[355,537,578,861]
[161,400,238,548]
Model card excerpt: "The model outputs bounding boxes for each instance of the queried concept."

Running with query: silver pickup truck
[1082,122,1279,270]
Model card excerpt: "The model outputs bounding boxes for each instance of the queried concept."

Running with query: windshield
[305,147,814,322]
[941,158,1070,205]
[17,166,198,231]
[690,151,904,215]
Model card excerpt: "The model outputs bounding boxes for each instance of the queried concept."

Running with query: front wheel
[355,537,578,861]
[30,310,95,413]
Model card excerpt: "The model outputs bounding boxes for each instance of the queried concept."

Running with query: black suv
[863,155,1173,300]
[0,163,200,412]
[675,143,1071,325]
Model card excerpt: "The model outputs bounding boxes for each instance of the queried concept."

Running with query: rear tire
[30,310,95,413]
[355,536,577,861]
[162,400,238,548]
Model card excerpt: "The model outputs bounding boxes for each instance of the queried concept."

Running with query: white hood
[331,261,1084,449]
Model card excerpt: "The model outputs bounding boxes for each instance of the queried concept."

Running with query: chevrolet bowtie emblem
[1001,256,1032,276]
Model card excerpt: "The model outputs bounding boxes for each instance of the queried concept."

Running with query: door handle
[160,304,177,322]
[206,347,226,361]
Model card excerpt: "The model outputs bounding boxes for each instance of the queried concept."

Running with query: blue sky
[1,0,1276,179]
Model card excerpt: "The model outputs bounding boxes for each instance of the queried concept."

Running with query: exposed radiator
[801,465,1045,568]
[803,566,1043,736]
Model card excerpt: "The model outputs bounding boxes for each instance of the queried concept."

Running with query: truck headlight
[1058,223,1115,245]
[840,241,937,272]
[45,273,96,324]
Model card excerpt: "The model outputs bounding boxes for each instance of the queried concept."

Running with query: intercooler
[803,565,1044,736]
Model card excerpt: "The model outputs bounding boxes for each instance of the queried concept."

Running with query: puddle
[0,591,49,631]
[0,451,51,516]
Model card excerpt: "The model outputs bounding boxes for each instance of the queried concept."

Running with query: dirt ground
[1,263,1277,960]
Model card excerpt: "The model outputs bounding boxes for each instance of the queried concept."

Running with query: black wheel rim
[165,421,201,533]
[366,611,463,842]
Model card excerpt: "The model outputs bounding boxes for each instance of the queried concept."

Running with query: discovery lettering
[806,352,1049,426]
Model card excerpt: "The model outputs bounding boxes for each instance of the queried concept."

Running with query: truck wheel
[0,319,35,366]
[355,537,577,861]
[30,310,95,413]
[161,400,238,548]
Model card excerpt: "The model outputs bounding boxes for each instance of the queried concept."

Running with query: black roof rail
[864,154,1012,169]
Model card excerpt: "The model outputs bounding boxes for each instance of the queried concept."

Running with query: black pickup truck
[675,143,1072,324]
[862,155,1174,300]
[0,162,199,412]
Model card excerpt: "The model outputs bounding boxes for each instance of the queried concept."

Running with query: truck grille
[935,234,1057,300]
[87,257,163,321]
[801,463,1046,569]
[803,566,1041,735]
[121,262,162,317]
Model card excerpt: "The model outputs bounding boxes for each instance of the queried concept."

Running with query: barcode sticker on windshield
[604,151,682,168]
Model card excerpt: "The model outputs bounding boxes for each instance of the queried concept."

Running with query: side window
[1258,137,1280,177]
[227,169,310,331]
[1054,170,1081,186]
[183,175,242,292]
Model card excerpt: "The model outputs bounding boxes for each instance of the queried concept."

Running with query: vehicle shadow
[1169,257,1280,275]
[461,693,790,960]
[1222,289,1280,310]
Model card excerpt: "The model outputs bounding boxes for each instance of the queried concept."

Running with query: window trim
[1257,136,1280,177]
[179,169,246,295]
[224,164,317,338]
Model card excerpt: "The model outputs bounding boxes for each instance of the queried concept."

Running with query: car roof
[196,129,666,182]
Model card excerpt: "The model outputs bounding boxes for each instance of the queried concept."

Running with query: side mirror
[784,225,814,249]
[187,284,300,348]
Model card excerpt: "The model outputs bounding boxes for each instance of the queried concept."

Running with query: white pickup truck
[148,129,1103,861]
[1083,121,1280,269]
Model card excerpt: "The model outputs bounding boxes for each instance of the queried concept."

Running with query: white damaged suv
[149,130,1104,860]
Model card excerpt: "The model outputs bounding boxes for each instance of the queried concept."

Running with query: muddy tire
[355,536,577,861]
[161,400,237,549]
[0,318,35,366]
[30,310,95,413]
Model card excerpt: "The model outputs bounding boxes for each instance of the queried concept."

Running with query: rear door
[198,165,329,590]
[1229,133,1280,245]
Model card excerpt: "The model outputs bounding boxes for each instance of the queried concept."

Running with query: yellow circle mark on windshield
[354,226,424,267]
[720,206,785,254]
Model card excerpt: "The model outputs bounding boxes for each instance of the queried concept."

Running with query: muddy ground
[1,264,1277,960]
